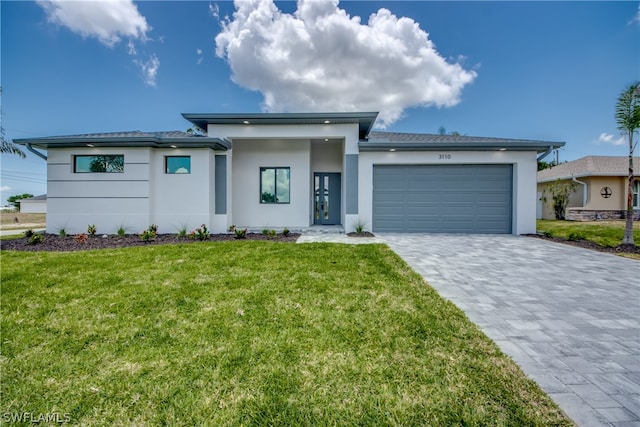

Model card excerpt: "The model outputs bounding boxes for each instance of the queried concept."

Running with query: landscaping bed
[534,219,639,258]
[529,233,640,255]
[0,232,300,252]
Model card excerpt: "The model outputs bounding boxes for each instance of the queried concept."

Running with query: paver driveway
[379,234,639,427]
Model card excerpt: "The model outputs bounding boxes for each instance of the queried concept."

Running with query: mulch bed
[346,231,376,237]
[526,234,640,255]
[1,233,300,252]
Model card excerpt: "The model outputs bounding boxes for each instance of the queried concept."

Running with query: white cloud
[629,5,640,25]
[209,2,220,19]
[134,54,160,87]
[0,186,11,192]
[127,40,137,55]
[595,132,625,146]
[38,0,162,86]
[37,0,150,47]
[215,0,476,128]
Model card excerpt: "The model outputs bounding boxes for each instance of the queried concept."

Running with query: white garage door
[373,164,513,233]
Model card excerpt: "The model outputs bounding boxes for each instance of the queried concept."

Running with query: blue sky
[1,0,639,204]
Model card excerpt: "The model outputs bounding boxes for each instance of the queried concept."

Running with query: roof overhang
[359,140,565,153]
[182,112,379,140]
[537,172,629,183]
[14,135,231,151]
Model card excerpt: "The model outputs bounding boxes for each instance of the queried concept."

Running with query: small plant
[176,224,188,238]
[234,228,247,239]
[58,228,68,238]
[262,228,270,235]
[282,227,290,236]
[568,231,586,241]
[189,224,209,241]
[115,225,129,237]
[353,217,368,234]
[138,224,159,242]
[74,233,88,244]
[23,229,34,238]
[28,234,44,245]
[139,228,156,242]
[267,229,277,238]
[542,230,554,238]
[228,225,236,232]
[87,224,97,236]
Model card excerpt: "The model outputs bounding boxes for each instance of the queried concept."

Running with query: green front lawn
[537,219,640,247]
[1,242,571,426]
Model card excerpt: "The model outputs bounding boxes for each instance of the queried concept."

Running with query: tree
[89,155,124,173]
[615,82,640,245]
[0,87,25,158]
[7,193,34,211]
[541,181,578,220]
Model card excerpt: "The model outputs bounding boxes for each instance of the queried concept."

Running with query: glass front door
[314,173,341,225]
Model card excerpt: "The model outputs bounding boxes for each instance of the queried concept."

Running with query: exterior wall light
[242,120,250,125]
[86,144,94,147]
[389,148,396,152]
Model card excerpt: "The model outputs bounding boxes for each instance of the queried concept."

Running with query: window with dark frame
[165,156,191,174]
[74,155,124,173]
[260,167,290,204]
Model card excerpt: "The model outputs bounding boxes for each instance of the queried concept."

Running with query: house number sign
[438,154,452,160]
[600,187,612,198]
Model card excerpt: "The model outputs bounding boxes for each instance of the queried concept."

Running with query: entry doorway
[314,173,341,225]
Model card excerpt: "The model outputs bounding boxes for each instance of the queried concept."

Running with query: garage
[373,164,513,233]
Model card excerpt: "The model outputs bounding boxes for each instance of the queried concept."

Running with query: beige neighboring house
[537,156,640,221]
[19,194,47,214]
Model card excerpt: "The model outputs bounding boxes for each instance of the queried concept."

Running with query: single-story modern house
[16,112,563,235]
[19,194,47,214]
[537,156,640,221]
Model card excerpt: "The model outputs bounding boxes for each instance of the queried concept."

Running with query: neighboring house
[537,156,640,221]
[16,112,563,235]
[19,194,47,214]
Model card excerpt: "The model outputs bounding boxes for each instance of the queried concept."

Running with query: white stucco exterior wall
[231,139,311,228]
[149,148,214,234]
[357,150,538,235]
[46,147,152,234]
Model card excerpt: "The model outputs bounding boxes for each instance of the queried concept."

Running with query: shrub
[115,225,129,237]
[262,228,270,235]
[267,229,277,238]
[189,224,209,241]
[28,234,44,245]
[74,233,88,244]
[58,228,68,238]
[87,224,97,236]
[139,225,158,242]
[23,229,34,238]
[282,227,290,236]
[353,217,368,234]
[176,225,188,238]
[228,225,236,232]
[234,228,247,239]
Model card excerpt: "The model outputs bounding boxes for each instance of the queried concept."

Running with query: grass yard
[0,212,46,231]
[1,242,571,426]
[537,219,640,247]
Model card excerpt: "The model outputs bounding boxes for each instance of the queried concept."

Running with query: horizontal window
[166,156,191,174]
[74,155,124,173]
[260,167,290,204]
